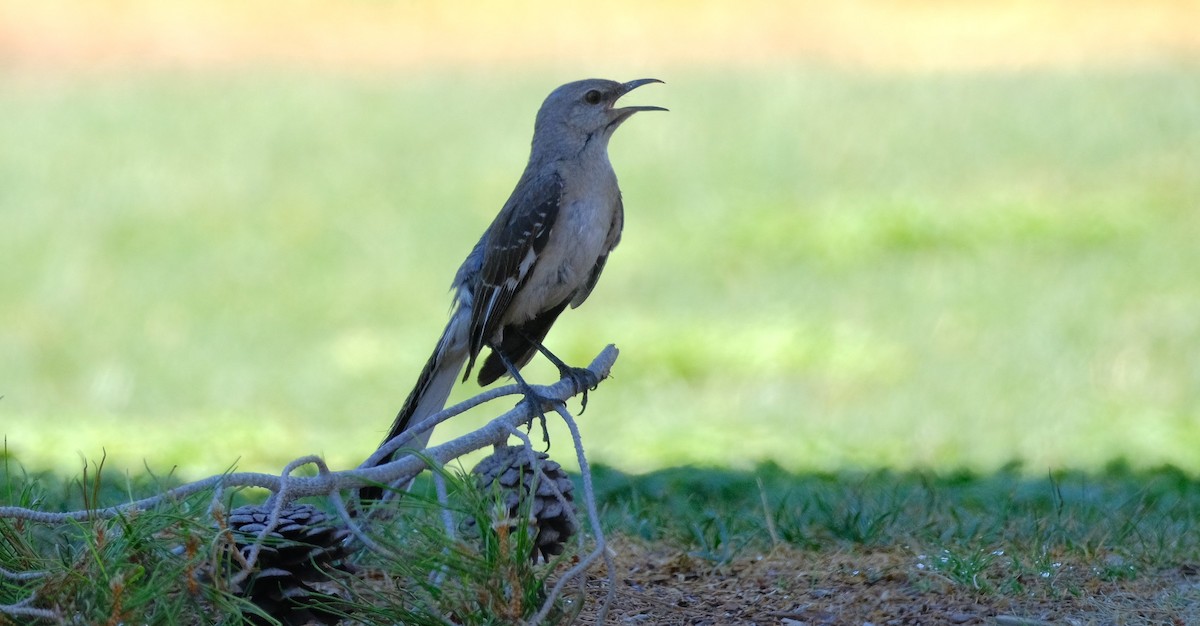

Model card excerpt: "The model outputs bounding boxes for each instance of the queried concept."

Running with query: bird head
[532,78,666,155]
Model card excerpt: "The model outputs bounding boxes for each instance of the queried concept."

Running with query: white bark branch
[0,345,617,523]
[0,344,621,625]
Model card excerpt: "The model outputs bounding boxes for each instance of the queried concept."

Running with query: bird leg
[493,349,555,448]
[517,330,600,414]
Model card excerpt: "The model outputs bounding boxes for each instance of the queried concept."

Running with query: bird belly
[505,194,614,324]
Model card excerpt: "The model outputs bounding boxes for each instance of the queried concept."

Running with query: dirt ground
[577,538,1198,625]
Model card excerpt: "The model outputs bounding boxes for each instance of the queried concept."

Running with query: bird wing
[463,171,565,380]
[571,195,623,308]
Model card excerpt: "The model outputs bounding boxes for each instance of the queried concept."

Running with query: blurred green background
[1,1,1198,478]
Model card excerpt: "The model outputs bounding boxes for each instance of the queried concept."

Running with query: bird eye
[583,89,603,105]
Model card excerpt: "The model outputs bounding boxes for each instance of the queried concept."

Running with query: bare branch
[0,595,62,623]
[0,565,48,582]
[1,344,622,624]
[0,345,618,525]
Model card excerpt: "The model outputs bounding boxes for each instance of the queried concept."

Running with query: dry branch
[0,345,618,524]
[0,345,620,625]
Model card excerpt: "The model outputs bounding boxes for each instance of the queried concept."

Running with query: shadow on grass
[589,460,1200,573]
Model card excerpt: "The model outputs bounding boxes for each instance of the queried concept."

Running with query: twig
[0,565,48,581]
[432,469,455,542]
[360,383,527,470]
[227,455,332,588]
[0,345,619,525]
[0,595,62,622]
[328,482,395,560]
[1,345,622,625]
[529,401,614,626]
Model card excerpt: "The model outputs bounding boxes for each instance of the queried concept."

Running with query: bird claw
[519,392,557,450]
[559,366,599,414]
[519,366,597,447]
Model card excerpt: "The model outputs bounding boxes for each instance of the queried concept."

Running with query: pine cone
[471,445,578,561]
[226,502,353,626]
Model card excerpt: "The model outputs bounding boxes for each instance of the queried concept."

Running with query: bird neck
[529,127,612,170]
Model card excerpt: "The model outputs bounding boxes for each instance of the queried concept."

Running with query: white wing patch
[516,246,538,279]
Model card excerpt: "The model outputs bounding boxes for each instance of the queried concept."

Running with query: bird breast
[504,168,619,325]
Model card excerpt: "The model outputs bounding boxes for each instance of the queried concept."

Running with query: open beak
[615,78,668,114]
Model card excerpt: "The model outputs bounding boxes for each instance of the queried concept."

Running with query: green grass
[597,461,1200,622]
[1,66,1199,479]
[592,461,1200,573]
[0,457,582,625]
[5,458,1199,623]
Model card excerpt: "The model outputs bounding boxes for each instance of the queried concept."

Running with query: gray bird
[363,78,665,499]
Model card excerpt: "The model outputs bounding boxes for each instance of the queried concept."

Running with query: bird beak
[615,78,668,114]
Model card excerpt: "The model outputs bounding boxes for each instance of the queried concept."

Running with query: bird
[361,78,665,500]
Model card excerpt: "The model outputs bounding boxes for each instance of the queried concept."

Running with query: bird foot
[518,391,558,450]
[558,366,599,414]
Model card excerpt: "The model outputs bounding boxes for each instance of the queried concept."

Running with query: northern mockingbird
[362,78,664,499]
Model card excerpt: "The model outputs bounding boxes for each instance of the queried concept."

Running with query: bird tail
[361,309,469,500]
